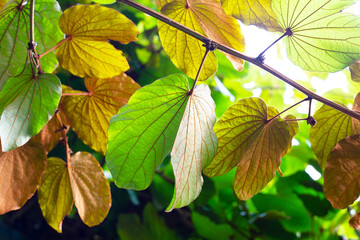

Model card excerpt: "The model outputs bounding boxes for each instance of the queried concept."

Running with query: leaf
[158,0,245,81]
[0,140,46,215]
[68,152,111,227]
[0,0,5,10]
[221,0,283,32]
[92,0,115,4]
[272,0,360,72]
[167,84,217,211]
[350,61,360,82]
[353,93,360,134]
[283,115,299,156]
[349,212,360,230]
[204,97,290,200]
[0,68,62,151]
[309,98,359,170]
[0,0,62,91]
[38,157,73,233]
[62,74,140,154]
[106,74,191,190]
[55,4,138,78]
[323,134,360,209]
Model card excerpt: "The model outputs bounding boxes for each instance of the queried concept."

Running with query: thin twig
[116,0,360,121]
[39,36,72,59]
[55,110,71,163]
[267,97,310,123]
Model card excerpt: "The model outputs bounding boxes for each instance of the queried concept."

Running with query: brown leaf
[0,141,46,214]
[324,134,360,209]
[353,93,360,134]
[350,212,360,230]
[68,152,111,227]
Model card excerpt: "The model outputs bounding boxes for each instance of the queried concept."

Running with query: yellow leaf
[167,84,217,211]
[62,74,140,154]
[350,61,360,82]
[38,157,73,233]
[0,141,46,215]
[0,0,5,10]
[68,152,111,227]
[324,134,360,209]
[221,0,282,32]
[55,4,138,78]
[158,0,245,81]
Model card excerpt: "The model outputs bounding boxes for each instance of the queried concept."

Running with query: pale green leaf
[272,0,360,72]
[38,157,73,233]
[106,74,191,190]
[167,84,217,211]
[0,67,61,151]
[0,0,62,91]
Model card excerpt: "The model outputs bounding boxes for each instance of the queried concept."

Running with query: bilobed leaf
[55,4,138,78]
[221,0,282,32]
[323,134,360,209]
[203,97,290,200]
[62,74,140,154]
[0,0,62,91]
[0,140,46,215]
[167,84,217,211]
[0,68,62,151]
[158,0,245,81]
[68,152,111,227]
[272,0,360,72]
[350,61,360,82]
[106,74,191,190]
[309,98,359,170]
[38,157,73,233]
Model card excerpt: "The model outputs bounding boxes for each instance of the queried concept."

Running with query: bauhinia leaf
[38,157,73,233]
[55,4,139,78]
[350,61,360,82]
[68,152,111,227]
[0,140,46,215]
[62,74,140,154]
[221,0,283,32]
[106,74,191,190]
[0,0,62,91]
[272,0,360,72]
[309,96,360,169]
[38,152,111,232]
[323,134,360,209]
[204,97,290,200]
[158,0,245,81]
[0,67,62,151]
[167,84,217,211]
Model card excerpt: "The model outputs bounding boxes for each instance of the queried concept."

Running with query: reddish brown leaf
[0,140,46,214]
[68,152,111,227]
[350,212,360,230]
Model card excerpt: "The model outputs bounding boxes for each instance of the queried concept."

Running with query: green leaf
[106,74,191,190]
[192,212,234,240]
[0,0,62,91]
[221,0,283,32]
[204,97,290,200]
[272,0,360,72]
[167,84,217,211]
[38,157,73,233]
[0,140,46,214]
[0,68,61,151]
[324,134,360,209]
[92,0,115,4]
[309,99,359,169]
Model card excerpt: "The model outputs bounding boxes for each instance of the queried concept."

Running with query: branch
[117,0,360,121]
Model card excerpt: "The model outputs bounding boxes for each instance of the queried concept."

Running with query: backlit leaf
[167,84,217,211]
[272,0,360,72]
[350,61,360,82]
[203,97,290,200]
[158,0,245,81]
[55,4,138,78]
[0,140,46,214]
[0,0,62,91]
[221,0,282,32]
[324,134,360,209]
[106,74,191,190]
[309,98,359,169]
[0,68,62,151]
[283,115,299,156]
[38,157,73,233]
[62,74,140,154]
[68,152,111,227]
